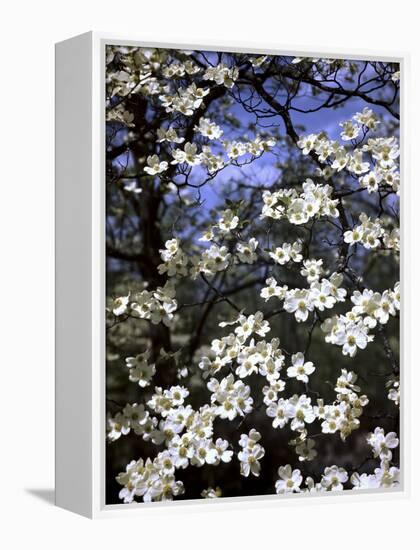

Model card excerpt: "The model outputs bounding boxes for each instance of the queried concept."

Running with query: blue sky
[176,56,398,210]
[109,52,399,224]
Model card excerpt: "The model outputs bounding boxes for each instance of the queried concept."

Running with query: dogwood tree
[105,46,400,503]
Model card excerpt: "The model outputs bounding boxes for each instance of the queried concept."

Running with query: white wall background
[0,1,418,547]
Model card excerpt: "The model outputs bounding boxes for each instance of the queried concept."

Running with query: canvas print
[105,45,400,505]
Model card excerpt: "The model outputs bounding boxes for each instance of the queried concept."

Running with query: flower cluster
[266,366,368,449]
[116,456,185,503]
[282,272,347,322]
[276,426,400,494]
[158,238,189,277]
[298,111,400,194]
[171,141,201,166]
[344,213,382,249]
[269,241,303,265]
[223,136,276,159]
[162,61,201,78]
[199,313,281,382]
[322,315,372,357]
[351,428,400,489]
[125,350,156,387]
[320,369,369,441]
[266,393,315,433]
[106,103,135,126]
[321,282,399,356]
[344,213,399,252]
[261,179,339,224]
[194,244,231,276]
[238,430,265,477]
[198,225,261,269]
[339,108,379,141]
[194,117,223,140]
[130,281,177,326]
[156,126,185,144]
[207,374,253,420]
[350,283,400,326]
[300,258,324,283]
[107,403,151,442]
[260,277,288,302]
[112,383,236,502]
[199,145,225,173]
[203,63,239,88]
[218,208,239,233]
[159,83,209,116]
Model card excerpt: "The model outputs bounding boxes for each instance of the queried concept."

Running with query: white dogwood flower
[287,353,315,383]
[238,434,265,477]
[144,154,168,175]
[284,289,314,322]
[111,295,129,316]
[321,466,348,491]
[275,465,303,494]
[367,427,399,461]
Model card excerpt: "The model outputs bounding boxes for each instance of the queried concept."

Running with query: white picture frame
[55,31,409,518]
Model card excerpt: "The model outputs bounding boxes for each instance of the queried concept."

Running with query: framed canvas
[55,32,409,518]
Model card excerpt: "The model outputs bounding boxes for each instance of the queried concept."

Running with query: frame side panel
[55,32,93,518]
